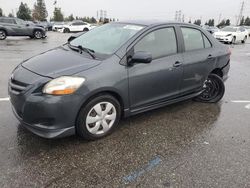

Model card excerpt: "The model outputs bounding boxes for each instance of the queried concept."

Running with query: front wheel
[0,30,7,40]
[34,30,43,39]
[194,74,225,103]
[242,36,247,43]
[83,28,89,32]
[76,94,121,140]
[63,28,70,33]
[230,36,236,44]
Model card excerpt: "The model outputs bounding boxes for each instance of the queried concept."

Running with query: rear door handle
[173,61,182,67]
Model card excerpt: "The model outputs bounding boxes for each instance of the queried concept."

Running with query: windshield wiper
[68,43,96,59]
[77,45,96,59]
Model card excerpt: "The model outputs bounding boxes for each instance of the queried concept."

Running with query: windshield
[221,27,237,32]
[70,23,144,55]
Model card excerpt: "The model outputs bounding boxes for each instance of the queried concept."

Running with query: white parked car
[60,20,92,33]
[52,22,65,31]
[213,26,248,44]
[243,26,250,36]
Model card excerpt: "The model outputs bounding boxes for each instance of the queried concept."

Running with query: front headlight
[43,76,85,95]
[226,34,232,37]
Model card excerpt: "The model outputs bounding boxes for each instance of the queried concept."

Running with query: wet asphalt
[0,32,250,188]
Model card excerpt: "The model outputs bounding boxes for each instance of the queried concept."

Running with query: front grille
[9,79,29,95]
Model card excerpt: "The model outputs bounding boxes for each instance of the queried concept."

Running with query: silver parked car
[0,17,46,40]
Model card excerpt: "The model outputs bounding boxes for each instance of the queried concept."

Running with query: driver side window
[134,27,177,59]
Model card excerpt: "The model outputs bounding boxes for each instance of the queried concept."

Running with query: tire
[63,28,70,33]
[241,36,247,43]
[194,74,225,103]
[0,30,7,40]
[83,28,89,32]
[33,30,43,39]
[76,94,121,140]
[230,36,236,44]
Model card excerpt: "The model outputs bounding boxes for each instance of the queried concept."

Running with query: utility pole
[175,11,178,21]
[218,13,222,25]
[174,10,182,22]
[236,1,245,25]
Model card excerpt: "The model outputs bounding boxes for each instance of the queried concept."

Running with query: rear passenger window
[134,27,177,59]
[181,28,204,51]
[203,34,212,48]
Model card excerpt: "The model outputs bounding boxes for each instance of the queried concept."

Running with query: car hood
[214,31,235,36]
[22,46,101,78]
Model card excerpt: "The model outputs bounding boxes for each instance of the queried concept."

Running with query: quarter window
[203,34,212,48]
[181,27,204,51]
[134,27,177,59]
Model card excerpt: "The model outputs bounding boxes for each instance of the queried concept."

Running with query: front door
[128,27,183,110]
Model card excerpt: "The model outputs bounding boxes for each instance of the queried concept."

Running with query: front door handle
[173,61,182,67]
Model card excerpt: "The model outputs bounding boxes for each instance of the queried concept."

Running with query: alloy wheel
[34,31,42,39]
[0,30,6,40]
[86,102,117,135]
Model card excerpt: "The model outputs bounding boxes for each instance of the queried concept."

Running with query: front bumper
[8,66,85,138]
[215,35,233,42]
[12,106,75,138]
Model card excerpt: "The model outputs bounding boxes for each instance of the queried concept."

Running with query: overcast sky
[0,0,249,24]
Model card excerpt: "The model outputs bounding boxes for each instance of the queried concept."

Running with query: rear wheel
[230,36,236,44]
[242,36,247,43]
[194,74,225,103]
[76,94,121,140]
[0,30,7,40]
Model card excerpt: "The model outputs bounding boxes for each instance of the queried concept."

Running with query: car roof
[116,20,198,27]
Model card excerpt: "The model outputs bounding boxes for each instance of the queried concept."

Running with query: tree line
[0,1,117,24]
[191,17,250,28]
[1,4,250,26]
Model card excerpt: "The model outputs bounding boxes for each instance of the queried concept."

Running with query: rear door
[179,26,215,95]
[72,22,85,32]
[13,18,29,35]
[128,26,184,110]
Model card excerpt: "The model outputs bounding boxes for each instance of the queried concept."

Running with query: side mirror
[129,51,152,64]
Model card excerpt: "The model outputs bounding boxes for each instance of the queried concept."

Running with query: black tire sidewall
[195,74,225,103]
[34,30,42,39]
[242,36,247,43]
[64,28,70,33]
[76,94,121,140]
[0,30,7,40]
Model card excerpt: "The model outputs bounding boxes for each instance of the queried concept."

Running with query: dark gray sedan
[9,21,230,140]
[0,17,46,40]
